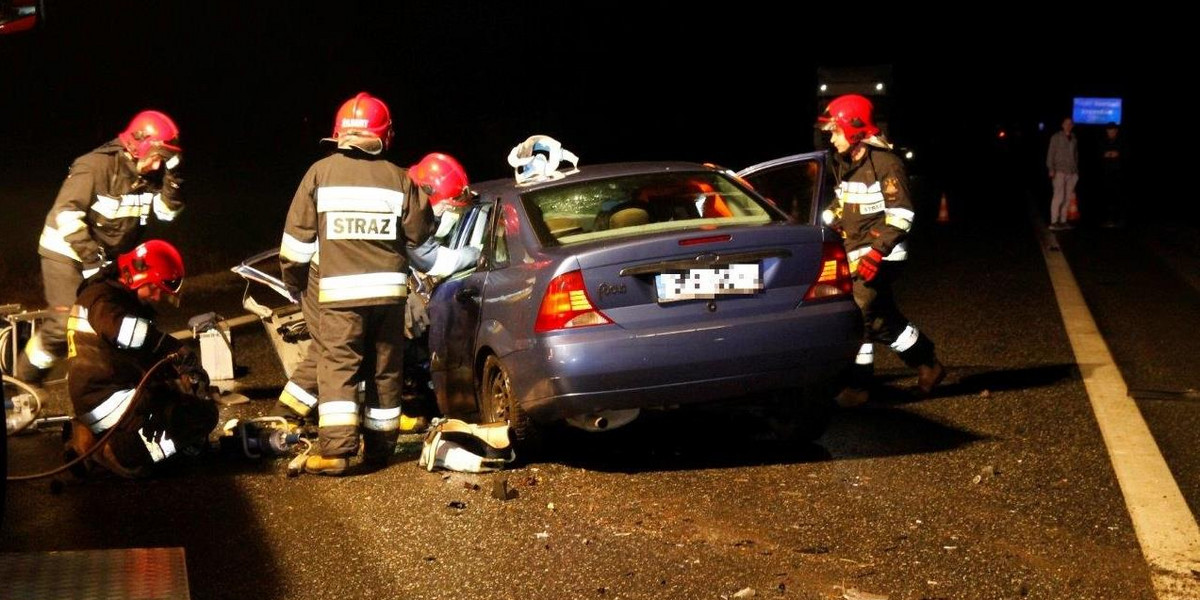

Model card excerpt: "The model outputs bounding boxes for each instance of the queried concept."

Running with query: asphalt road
[4,182,1198,599]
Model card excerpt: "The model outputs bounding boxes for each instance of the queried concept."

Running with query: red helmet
[118,110,181,160]
[331,92,393,148]
[411,152,470,210]
[817,94,879,143]
[118,239,185,295]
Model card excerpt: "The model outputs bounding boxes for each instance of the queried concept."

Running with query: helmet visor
[149,143,182,169]
[159,278,183,295]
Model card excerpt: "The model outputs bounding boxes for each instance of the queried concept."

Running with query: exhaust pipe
[566,409,639,432]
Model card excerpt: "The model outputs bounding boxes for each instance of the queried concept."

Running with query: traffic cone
[936,193,950,224]
[1067,194,1081,223]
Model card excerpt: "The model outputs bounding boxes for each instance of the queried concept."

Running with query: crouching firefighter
[63,239,218,478]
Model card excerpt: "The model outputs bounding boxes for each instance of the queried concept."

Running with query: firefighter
[409,152,472,246]
[63,240,217,479]
[816,94,945,406]
[403,152,480,421]
[267,153,478,431]
[406,152,479,283]
[18,110,185,385]
[279,92,436,476]
[267,244,323,422]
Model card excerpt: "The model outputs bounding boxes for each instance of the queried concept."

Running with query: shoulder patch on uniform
[882,176,900,199]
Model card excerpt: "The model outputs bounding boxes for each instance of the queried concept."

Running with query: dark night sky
[0,2,1157,272]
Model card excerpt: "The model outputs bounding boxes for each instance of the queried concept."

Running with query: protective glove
[170,345,199,371]
[180,368,211,399]
[856,249,884,282]
[169,346,211,397]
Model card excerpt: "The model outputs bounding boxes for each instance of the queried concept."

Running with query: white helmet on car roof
[507,135,579,185]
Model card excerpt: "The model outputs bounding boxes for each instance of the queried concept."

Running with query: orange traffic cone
[936,193,950,224]
[1067,194,1081,223]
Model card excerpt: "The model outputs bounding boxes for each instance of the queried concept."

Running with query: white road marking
[1041,231,1200,599]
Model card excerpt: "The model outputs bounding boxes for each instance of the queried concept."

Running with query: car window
[488,203,508,266]
[738,157,824,224]
[522,171,779,245]
[438,200,504,268]
[467,203,492,250]
[441,202,490,249]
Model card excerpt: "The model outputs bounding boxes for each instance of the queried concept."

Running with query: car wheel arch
[475,352,543,456]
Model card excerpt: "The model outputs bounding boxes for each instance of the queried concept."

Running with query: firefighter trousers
[22,257,81,373]
[315,302,405,458]
[848,261,937,388]
[275,263,321,418]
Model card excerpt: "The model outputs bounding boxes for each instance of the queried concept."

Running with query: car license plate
[655,263,762,303]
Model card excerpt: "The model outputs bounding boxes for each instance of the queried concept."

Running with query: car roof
[469,161,724,199]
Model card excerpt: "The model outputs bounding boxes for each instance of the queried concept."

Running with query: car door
[736,151,831,225]
[428,200,495,418]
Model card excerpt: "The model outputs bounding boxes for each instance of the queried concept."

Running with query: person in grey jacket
[1046,117,1079,230]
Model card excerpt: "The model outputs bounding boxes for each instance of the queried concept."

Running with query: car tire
[479,355,543,457]
[766,385,835,443]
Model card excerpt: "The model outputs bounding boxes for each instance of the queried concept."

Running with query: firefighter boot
[362,429,397,468]
[304,454,349,476]
[399,413,429,434]
[915,360,946,398]
[15,349,49,385]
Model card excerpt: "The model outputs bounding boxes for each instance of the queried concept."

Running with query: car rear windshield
[522,171,782,245]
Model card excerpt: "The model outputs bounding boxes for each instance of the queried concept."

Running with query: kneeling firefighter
[63,239,218,478]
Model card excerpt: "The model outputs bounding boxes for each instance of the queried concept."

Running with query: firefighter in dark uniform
[269,152,477,430]
[280,92,436,476]
[817,94,945,406]
[269,245,322,421]
[403,152,480,421]
[18,110,185,385]
[63,240,217,478]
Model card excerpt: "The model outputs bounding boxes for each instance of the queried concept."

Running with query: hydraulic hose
[5,353,179,481]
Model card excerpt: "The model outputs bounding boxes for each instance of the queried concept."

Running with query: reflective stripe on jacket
[825,146,913,262]
[38,140,184,269]
[279,151,433,308]
[66,278,182,420]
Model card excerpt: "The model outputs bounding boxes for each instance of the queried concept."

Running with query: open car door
[736,151,831,225]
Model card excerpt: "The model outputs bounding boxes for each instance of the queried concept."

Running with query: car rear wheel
[479,355,542,456]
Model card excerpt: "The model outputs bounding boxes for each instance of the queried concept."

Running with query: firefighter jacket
[38,140,184,272]
[66,276,183,431]
[823,143,914,266]
[279,151,433,309]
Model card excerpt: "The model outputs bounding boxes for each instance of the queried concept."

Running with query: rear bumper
[508,300,862,422]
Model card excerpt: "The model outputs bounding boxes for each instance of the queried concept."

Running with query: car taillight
[535,270,613,333]
[802,241,853,301]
